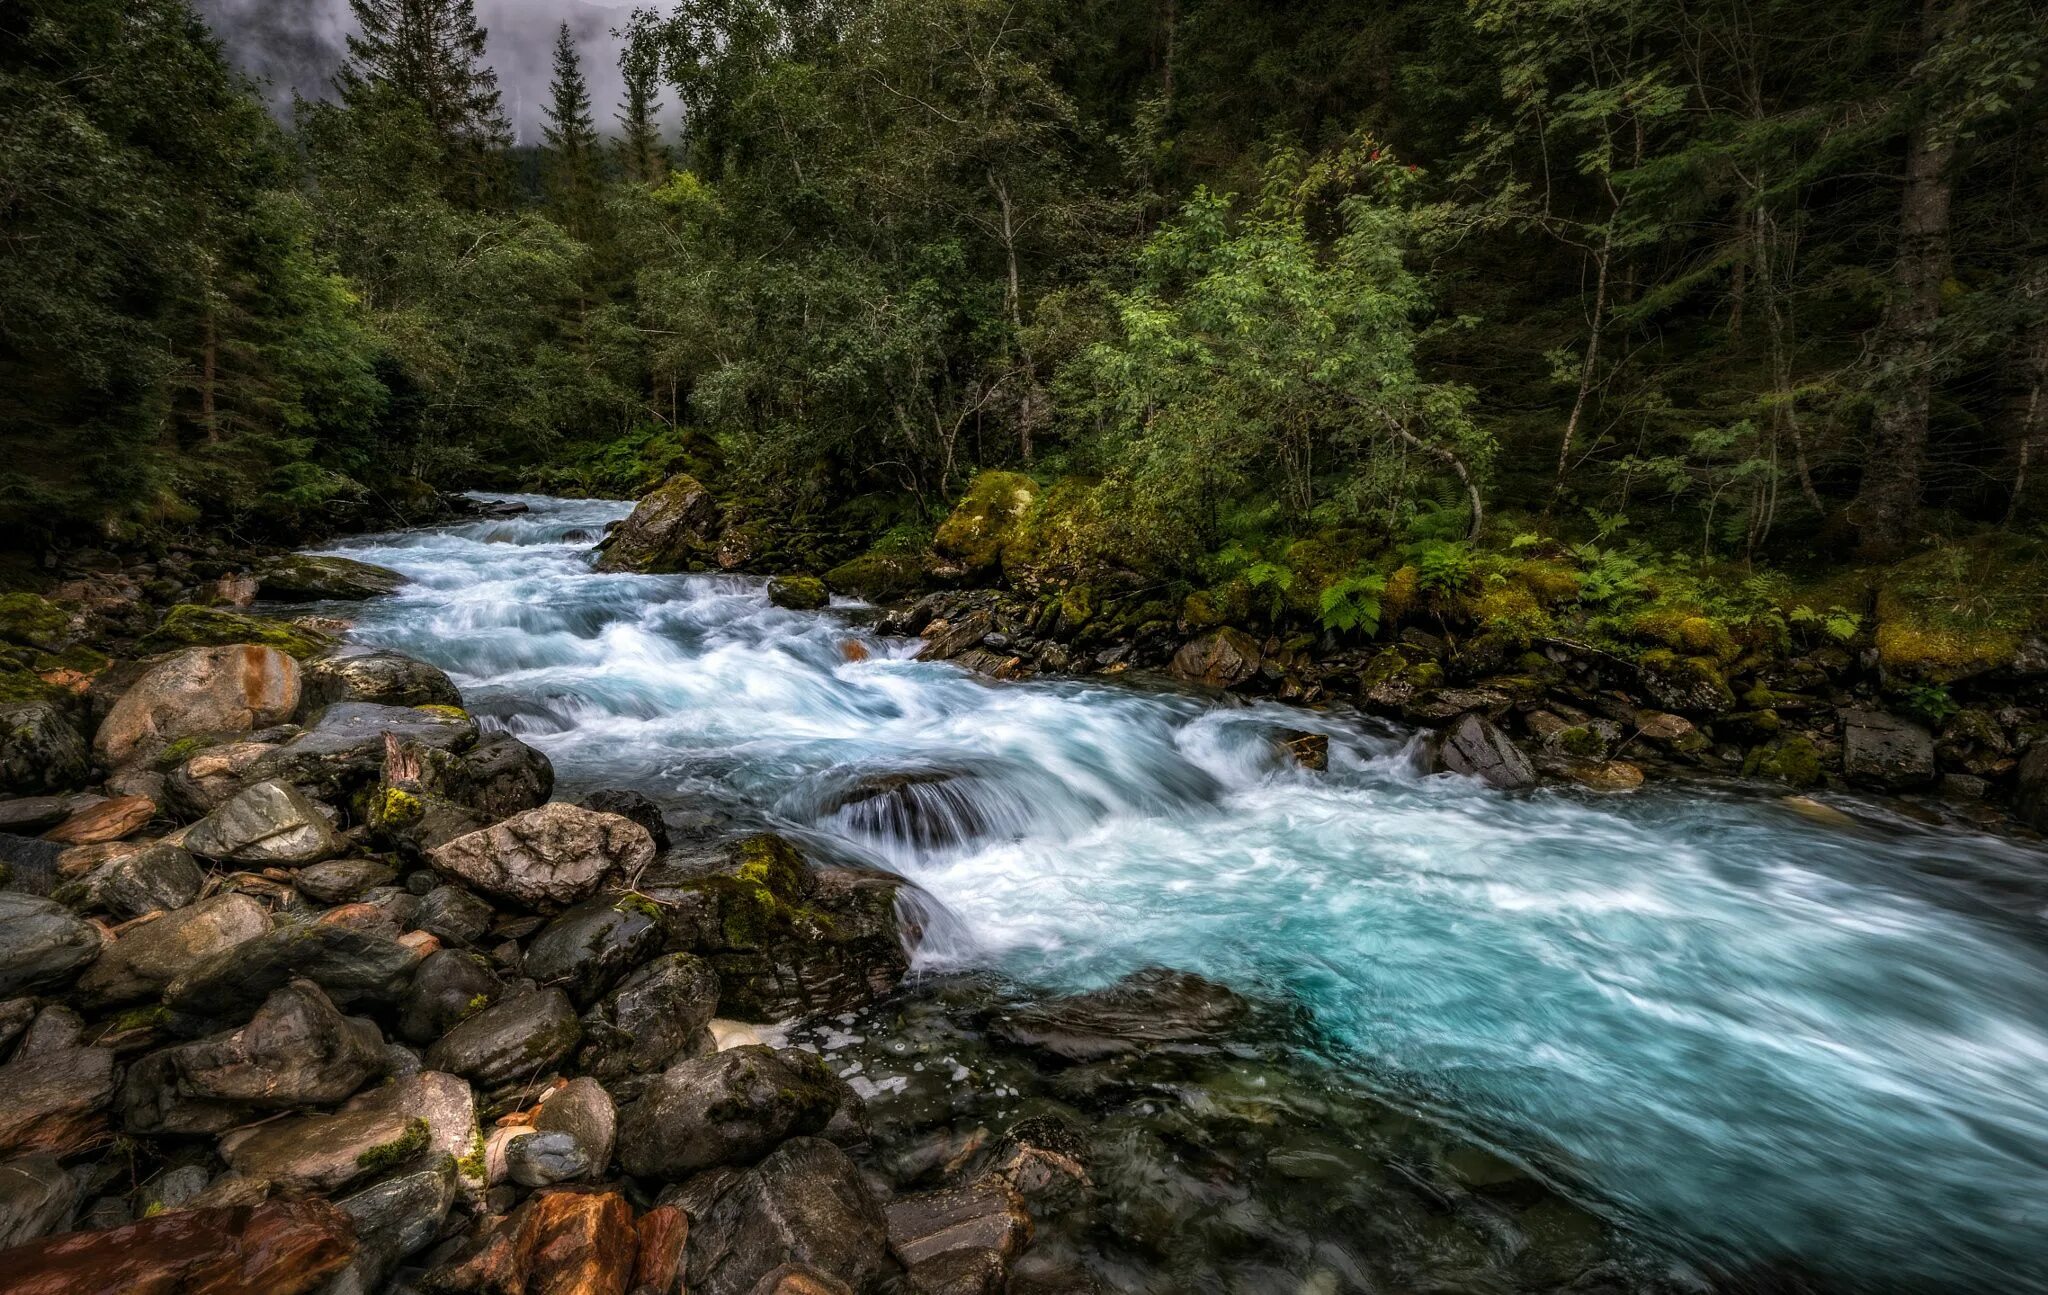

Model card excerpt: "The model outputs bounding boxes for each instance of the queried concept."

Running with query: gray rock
[256,554,407,601]
[0,797,70,834]
[593,474,722,573]
[0,1009,117,1160]
[1167,628,1262,689]
[0,1156,79,1249]
[1841,709,1937,791]
[0,703,90,795]
[296,858,399,905]
[77,892,271,1007]
[990,967,1248,1061]
[1431,712,1537,790]
[504,1130,588,1187]
[428,803,655,910]
[162,740,279,820]
[685,1137,891,1295]
[578,952,719,1079]
[183,779,344,866]
[398,948,503,1046]
[520,1076,614,1185]
[579,788,670,853]
[2018,741,2048,833]
[303,648,461,710]
[886,1176,1032,1272]
[246,702,477,801]
[219,1070,476,1195]
[414,884,495,946]
[166,922,418,1020]
[0,892,103,996]
[66,841,203,919]
[95,645,301,768]
[0,832,66,896]
[618,1045,843,1179]
[320,1164,458,1295]
[423,988,581,1087]
[524,894,666,1005]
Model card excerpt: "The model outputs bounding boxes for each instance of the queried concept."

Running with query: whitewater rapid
[318,494,2048,1291]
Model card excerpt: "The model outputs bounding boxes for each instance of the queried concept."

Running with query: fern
[1409,539,1476,597]
[1318,572,1386,635]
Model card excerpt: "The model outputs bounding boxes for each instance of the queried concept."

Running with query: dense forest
[4,0,2046,640]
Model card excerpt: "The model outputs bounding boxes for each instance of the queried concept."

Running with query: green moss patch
[139,605,333,659]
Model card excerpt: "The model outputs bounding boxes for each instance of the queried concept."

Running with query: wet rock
[248,702,477,802]
[297,858,399,904]
[0,703,90,795]
[0,1157,78,1249]
[1276,730,1328,771]
[2018,742,2048,833]
[917,609,996,662]
[0,797,70,834]
[990,967,1248,1061]
[43,794,155,845]
[507,1077,615,1187]
[579,788,670,853]
[163,740,280,819]
[256,554,407,601]
[96,644,301,767]
[886,1176,1032,1274]
[634,1203,689,1295]
[1635,709,1709,754]
[1635,651,1735,714]
[220,1070,475,1194]
[182,779,343,866]
[415,883,497,946]
[1169,629,1262,689]
[123,981,387,1135]
[1559,759,1645,793]
[768,575,830,612]
[0,1197,357,1295]
[1429,713,1536,791]
[1841,709,1937,791]
[578,952,720,1079]
[324,1165,458,1295]
[0,832,65,895]
[820,772,992,852]
[429,803,654,911]
[0,1009,117,1159]
[304,648,461,710]
[77,892,270,1007]
[0,893,102,996]
[369,731,556,858]
[398,948,503,1045]
[981,1117,1091,1212]
[526,894,667,1005]
[685,1137,891,1295]
[427,1185,638,1295]
[424,987,581,1087]
[618,1045,843,1178]
[166,922,418,1020]
[63,840,202,919]
[746,1264,856,1295]
[595,474,723,573]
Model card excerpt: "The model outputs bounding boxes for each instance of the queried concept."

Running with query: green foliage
[1318,572,1388,636]
[1408,540,1478,599]
[1897,684,1960,728]
[1790,605,1862,644]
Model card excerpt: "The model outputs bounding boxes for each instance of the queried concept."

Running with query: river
[316,493,2048,1293]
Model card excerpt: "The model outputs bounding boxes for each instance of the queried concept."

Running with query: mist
[193,0,650,144]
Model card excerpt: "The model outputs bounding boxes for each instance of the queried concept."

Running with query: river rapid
[316,493,2048,1293]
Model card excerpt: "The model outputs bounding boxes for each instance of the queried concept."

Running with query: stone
[1430,713,1537,791]
[166,922,418,1019]
[0,832,66,895]
[578,952,720,1079]
[990,967,1247,1061]
[525,895,667,1006]
[0,1198,357,1295]
[1635,710,1708,753]
[1168,629,1262,689]
[182,780,342,866]
[0,797,70,834]
[0,893,102,996]
[579,788,670,853]
[981,1117,1090,1212]
[0,1009,117,1159]
[414,884,497,946]
[247,702,477,801]
[1561,759,1645,793]
[95,645,301,767]
[634,1204,689,1295]
[0,1157,78,1250]
[429,803,655,910]
[296,858,399,904]
[768,576,830,611]
[324,1166,458,1295]
[508,1078,615,1187]
[904,1248,1006,1295]
[916,609,995,662]
[426,1186,637,1295]
[42,794,155,845]
[1841,709,1937,791]
[1276,730,1328,771]
[617,1045,843,1179]
[819,771,993,852]
[745,1267,855,1295]
[0,703,90,795]
[886,1176,1032,1270]
[138,605,335,659]
[594,474,723,573]
[398,947,503,1046]
[65,840,203,919]
[424,988,582,1087]
[1636,651,1735,714]
[685,1138,890,1295]
[220,1070,475,1195]
[122,981,387,1135]
[77,892,271,1007]
[163,740,278,819]
[2018,742,2048,834]
[256,554,407,601]
[303,648,461,710]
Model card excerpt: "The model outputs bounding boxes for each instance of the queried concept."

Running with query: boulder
[916,610,995,663]
[413,884,496,946]
[1560,759,1646,793]
[579,788,670,853]
[424,988,581,1087]
[0,893,102,996]
[685,1138,891,1295]
[397,948,503,1046]
[989,967,1247,1061]
[122,981,387,1135]
[166,922,418,1020]
[0,832,65,896]
[0,1157,78,1250]
[933,472,1038,576]
[0,1198,357,1295]
[220,1070,475,1195]
[163,740,279,819]
[768,576,830,611]
[0,703,90,795]
[256,554,407,601]
[1635,651,1736,714]
[0,1009,117,1159]
[594,474,723,573]
[2018,742,2048,834]
[525,894,667,1006]
[182,779,343,867]
[137,605,335,658]
[578,952,720,1079]
[95,644,300,767]
[1169,629,1262,689]
[0,797,69,834]
[618,1045,843,1179]
[886,1176,1032,1292]
[1430,713,1537,791]
[323,1166,458,1295]
[1840,709,1937,791]
[428,803,655,910]
[42,794,155,845]
[371,732,555,856]
[77,892,270,1007]
[304,649,460,710]
[425,1186,637,1295]
[62,840,202,919]
[506,1077,615,1187]
[246,702,477,802]
[746,1266,857,1295]
[1276,730,1329,772]
[296,858,399,905]
[634,1204,690,1295]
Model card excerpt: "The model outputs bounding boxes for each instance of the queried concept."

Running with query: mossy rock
[1745,735,1825,788]
[1630,608,1738,661]
[1872,592,2019,685]
[1472,584,1551,644]
[824,552,928,602]
[0,593,73,651]
[138,605,334,659]
[934,471,1039,576]
[767,575,828,611]
[1512,560,1582,607]
[1058,584,1100,634]
[0,664,64,705]
[1636,649,1736,714]
[1382,565,1421,624]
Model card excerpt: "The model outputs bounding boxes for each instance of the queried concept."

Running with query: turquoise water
[322,494,2048,1291]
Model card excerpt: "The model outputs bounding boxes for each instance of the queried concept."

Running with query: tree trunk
[1549,231,1612,512]
[2006,263,2048,524]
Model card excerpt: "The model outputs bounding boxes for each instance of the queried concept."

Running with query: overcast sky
[194,0,655,143]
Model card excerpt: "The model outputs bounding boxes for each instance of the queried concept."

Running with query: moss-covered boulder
[824,552,928,602]
[138,605,334,660]
[766,575,828,611]
[593,473,722,573]
[256,555,407,601]
[1635,649,1735,714]
[934,471,1039,578]
[1745,735,1825,789]
[1872,593,2019,685]
[1358,648,1444,713]
[0,594,76,652]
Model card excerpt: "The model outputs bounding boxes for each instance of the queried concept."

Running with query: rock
[166,922,418,1020]
[42,794,155,845]
[183,780,343,867]
[77,892,270,1007]
[64,840,203,918]
[1430,713,1537,791]
[247,702,478,802]
[507,1078,615,1187]
[95,645,301,767]
[303,648,461,711]
[0,797,70,834]
[324,1166,458,1295]
[980,1118,1090,1212]
[256,554,407,601]
[0,1198,357,1295]
[220,1070,475,1195]
[1635,710,1708,753]
[1560,759,1645,793]
[414,884,496,946]
[163,740,278,819]
[1276,730,1328,771]
[369,731,556,858]
[768,576,830,611]
[989,967,1247,1061]
[903,1248,1006,1295]
[424,988,581,1087]
[428,803,655,910]
[137,604,335,659]
[819,771,993,852]
[426,1186,637,1295]
[595,474,723,573]
[933,472,1038,576]
[0,1009,117,1159]
[0,893,102,996]
[1841,709,1937,791]
[2018,742,2048,834]
[916,610,996,662]
[398,948,503,1046]
[578,788,670,853]
[526,895,668,1006]
[634,1204,690,1295]
[0,703,90,795]
[886,1176,1032,1274]
[0,832,65,895]
[823,552,928,602]
[0,1157,78,1249]
[745,1265,855,1295]
[1636,650,1736,714]
[123,982,387,1135]
[296,858,399,904]
[685,1138,890,1295]
[1169,628,1262,689]
[618,1045,843,1179]
[578,952,720,1079]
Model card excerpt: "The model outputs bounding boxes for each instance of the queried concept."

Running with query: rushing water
[318,494,2048,1292]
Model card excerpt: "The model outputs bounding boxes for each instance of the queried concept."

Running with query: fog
[194,0,650,143]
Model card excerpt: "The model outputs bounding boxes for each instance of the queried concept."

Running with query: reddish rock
[527,1189,636,1295]
[744,1266,854,1295]
[632,1205,688,1295]
[1169,629,1262,689]
[0,1198,356,1295]
[44,796,155,845]
[95,645,301,767]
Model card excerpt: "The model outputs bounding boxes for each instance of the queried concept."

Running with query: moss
[354,1118,430,1174]
[767,575,828,611]
[375,785,423,828]
[1058,584,1100,633]
[460,993,492,1020]
[1512,560,1582,607]
[411,704,471,722]
[1557,726,1604,758]
[1179,589,1225,632]
[934,471,1039,574]
[0,593,71,650]
[0,664,63,705]
[1629,607,1738,660]
[1637,649,1736,712]
[1746,735,1824,788]
[614,891,662,921]
[824,552,927,601]
[1382,565,1420,624]
[111,1004,170,1033]
[154,734,219,771]
[1872,592,2019,684]
[138,605,332,659]
[455,1130,488,1183]
[1473,584,1552,644]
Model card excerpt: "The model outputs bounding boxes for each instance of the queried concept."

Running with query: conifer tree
[543,23,602,238]
[337,0,509,188]
[615,8,669,185]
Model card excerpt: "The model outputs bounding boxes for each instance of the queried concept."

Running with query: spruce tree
[543,22,601,237]
[337,0,510,161]
[615,8,669,185]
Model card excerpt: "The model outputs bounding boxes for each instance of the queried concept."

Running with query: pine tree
[337,0,510,163]
[543,22,601,237]
[615,8,669,185]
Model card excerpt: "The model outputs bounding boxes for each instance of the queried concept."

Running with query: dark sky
[193,0,653,143]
